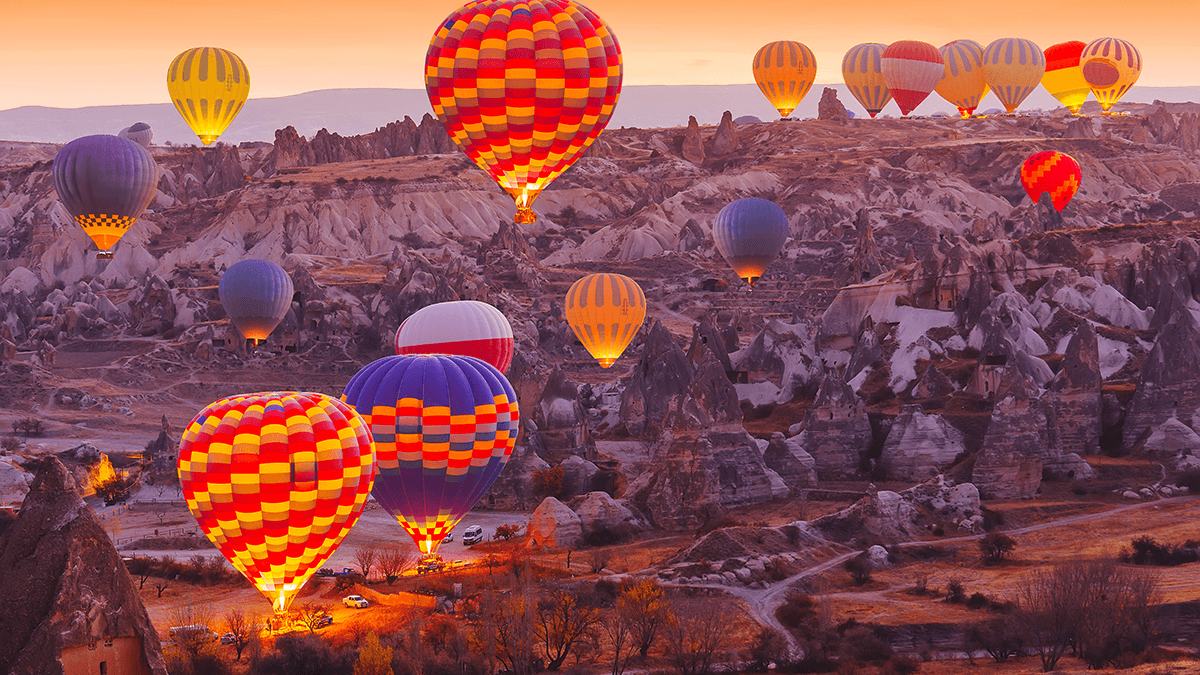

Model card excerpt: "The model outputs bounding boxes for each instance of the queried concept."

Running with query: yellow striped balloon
[167,47,250,145]
[981,38,1045,113]
[1080,38,1142,112]
[564,273,646,368]
[842,43,892,118]
[752,41,818,119]
[1042,41,1090,114]
[936,40,989,118]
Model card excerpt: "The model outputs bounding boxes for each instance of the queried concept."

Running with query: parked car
[443,532,454,543]
[314,612,334,628]
[462,525,484,546]
[342,595,369,609]
[219,632,236,645]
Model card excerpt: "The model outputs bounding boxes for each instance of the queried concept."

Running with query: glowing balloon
[1042,41,1090,114]
[713,197,789,286]
[118,122,153,149]
[426,0,622,225]
[167,47,250,145]
[51,135,157,258]
[218,259,294,343]
[395,300,515,374]
[564,273,646,368]
[1021,151,1081,212]
[842,43,893,117]
[936,40,989,117]
[341,354,519,556]
[752,41,818,119]
[981,38,1045,113]
[179,392,376,613]
[881,41,944,116]
[1080,38,1142,112]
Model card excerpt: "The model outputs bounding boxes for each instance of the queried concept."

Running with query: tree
[533,466,567,499]
[662,600,729,675]
[979,532,1018,563]
[536,588,601,670]
[168,604,214,662]
[618,579,670,659]
[843,553,872,585]
[355,544,380,582]
[355,632,395,675]
[94,474,135,504]
[588,549,610,574]
[965,616,1023,664]
[378,542,418,584]
[424,615,459,656]
[602,605,635,675]
[295,602,331,634]
[484,587,537,675]
[746,628,788,672]
[495,523,523,541]
[153,505,168,524]
[223,608,259,661]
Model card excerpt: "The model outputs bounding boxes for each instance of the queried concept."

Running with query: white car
[462,525,484,546]
[342,595,369,609]
[443,532,454,543]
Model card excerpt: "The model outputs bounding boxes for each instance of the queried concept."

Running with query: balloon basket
[96,251,115,260]
[514,207,537,225]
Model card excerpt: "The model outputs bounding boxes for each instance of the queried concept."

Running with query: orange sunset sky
[3,0,1196,110]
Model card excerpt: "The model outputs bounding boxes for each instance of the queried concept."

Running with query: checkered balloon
[178,392,376,613]
[341,355,520,555]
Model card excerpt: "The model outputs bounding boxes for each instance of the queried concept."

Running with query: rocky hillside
[3,93,1200,531]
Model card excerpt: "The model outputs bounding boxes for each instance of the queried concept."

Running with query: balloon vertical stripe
[982,38,1045,113]
[753,41,817,118]
[936,40,989,117]
[842,43,893,117]
[1081,38,1142,112]
[565,273,646,368]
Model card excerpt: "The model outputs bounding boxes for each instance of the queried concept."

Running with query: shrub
[945,579,966,604]
[775,593,815,629]
[1122,535,1200,567]
[1,435,21,453]
[880,655,920,675]
[979,532,1017,563]
[966,593,989,610]
[843,554,872,585]
[494,523,522,541]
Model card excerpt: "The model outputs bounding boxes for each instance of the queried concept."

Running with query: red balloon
[395,301,515,373]
[1021,151,1082,212]
[881,41,944,116]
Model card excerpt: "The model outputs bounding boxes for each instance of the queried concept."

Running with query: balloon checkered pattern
[341,354,520,555]
[179,392,376,613]
[1021,151,1082,212]
[425,0,622,224]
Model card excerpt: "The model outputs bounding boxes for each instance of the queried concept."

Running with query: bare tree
[485,587,537,675]
[662,599,729,675]
[536,588,601,670]
[588,549,610,574]
[602,605,635,675]
[222,608,259,661]
[153,505,168,524]
[354,544,380,582]
[168,603,215,662]
[294,602,331,634]
[1018,564,1080,672]
[1071,559,1161,668]
[618,579,670,659]
[377,542,418,584]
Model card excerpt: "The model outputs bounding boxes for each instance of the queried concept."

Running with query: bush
[966,593,989,610]
[945,579,966,604]
[250,634,354,675]
[494,523,522,541]
[880,655,920,675]
[775,593,815,629]
[1122,535,1200,567]
[838,626,892,663]
[843,554,872,585]
[94,475,136,504]
[979,532,1017,563]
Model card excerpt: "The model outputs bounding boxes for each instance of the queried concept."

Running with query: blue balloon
[712,197,789,285]
[52,134,158,255]
[218,259,294,342]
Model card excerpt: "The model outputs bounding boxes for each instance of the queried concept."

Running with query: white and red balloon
[395,300,515,374]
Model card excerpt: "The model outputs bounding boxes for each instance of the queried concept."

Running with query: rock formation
[880,405,966,480]
[0,458,168,675]
[971,369,1045,499]
[817,87,849,122]
[1045,322,1102,455]
[762,432,818,491]
[682,116,706,164]
[1124,307,1200,450]
[533,368,594,463]
[705,111,740,158]
[572,491,638,538]
[527,496,582,549]
[792,373,872,479]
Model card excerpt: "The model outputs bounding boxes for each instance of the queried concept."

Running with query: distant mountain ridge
[1,84,1198,146]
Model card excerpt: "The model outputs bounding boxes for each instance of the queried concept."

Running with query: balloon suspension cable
[598,357,616,369]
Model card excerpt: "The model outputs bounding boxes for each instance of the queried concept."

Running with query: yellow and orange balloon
[179,392,376,613]
[1081,38,1142,113]
[425,0,622,225]
[936,40,989,118]
[753,41,818,119]
[167,47,250,145]
[1042,41,1090,114]
[981,38,1045,113]
[565,273,646,368]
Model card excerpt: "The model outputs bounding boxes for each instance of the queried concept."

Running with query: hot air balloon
[51,135,157,259]
[713,197,789,286]
[1020,151,1081,212]
[842,43,893,118]
[426,0,622,225]
[167,47,250,145]
[1080,38,1142,113]
[1042,41,1090,114]
[395,300,515,374]
[218,259,294,344]
[981,38,1045,113]
[564,273,646,368]
[881,41,944,116]
[753,41,818,119]
[179,391,376,613]
[936,40,989,117]
[118,122,153,148]
[341,354,519,556]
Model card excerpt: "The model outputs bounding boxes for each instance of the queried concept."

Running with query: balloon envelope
[936,40,989,117]
[1042,41,1090,114]
[842,43,893,117]
[981,38,1045,113]
[51,135,157,255]
[179,391,376,613]
[218,259,294,342]
[881,41,943,116]
[1080,38,1142,112]
[341,354,520,555]
[1021,150,1081,212]
[753,41,817,118]
[713,197,789,286]
[426,0,622,225]
[395,300,515,374]
[167,47,250,145]
[565,273,646,368]
[118,122,154,149]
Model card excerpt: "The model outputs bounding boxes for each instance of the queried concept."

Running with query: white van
[462,525,484,545]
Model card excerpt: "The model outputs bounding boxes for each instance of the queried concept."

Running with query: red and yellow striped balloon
[1080,38,1142,113]
[881,41,944,116]
[842,43,893,118]
[752,41,818,118]
[1021,151,1082,212]
[425,1,622,225]
[179,392,376,613]
[1042,41,1090,114]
